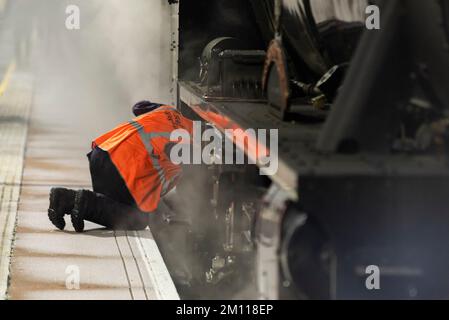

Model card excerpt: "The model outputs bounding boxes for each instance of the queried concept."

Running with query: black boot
[70,189,95,233]
[48,188,77,230]
[71,189,149,232]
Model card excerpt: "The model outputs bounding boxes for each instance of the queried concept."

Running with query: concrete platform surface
[0,0,179,300]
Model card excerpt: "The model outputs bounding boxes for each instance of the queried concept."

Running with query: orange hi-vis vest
[92,106,193,213]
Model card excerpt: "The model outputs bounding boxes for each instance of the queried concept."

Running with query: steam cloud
[89,0,173,104]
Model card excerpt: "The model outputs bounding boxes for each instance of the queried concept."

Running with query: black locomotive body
[158,0,449,300]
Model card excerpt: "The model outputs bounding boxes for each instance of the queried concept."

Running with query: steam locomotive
[155,0,449,299]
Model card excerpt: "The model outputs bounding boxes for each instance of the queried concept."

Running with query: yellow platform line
[0,62,16,97]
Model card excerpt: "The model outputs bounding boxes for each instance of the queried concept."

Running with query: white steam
[89,0,173,104]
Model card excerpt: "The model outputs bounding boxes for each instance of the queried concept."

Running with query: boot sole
[71,190,86,233]
[48,208,65,230]
[48,188,66,230]
[71,209,85,233]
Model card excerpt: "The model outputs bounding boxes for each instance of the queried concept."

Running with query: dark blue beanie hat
[132,100,164,117]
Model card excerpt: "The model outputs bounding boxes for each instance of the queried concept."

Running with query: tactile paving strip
[0,72,33,299]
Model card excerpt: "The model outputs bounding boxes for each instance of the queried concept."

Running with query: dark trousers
[87,147,149,229]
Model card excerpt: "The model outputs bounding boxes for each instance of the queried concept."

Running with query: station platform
[0,1,178,300]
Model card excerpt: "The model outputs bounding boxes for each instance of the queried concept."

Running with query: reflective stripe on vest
[129,106,179,196]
